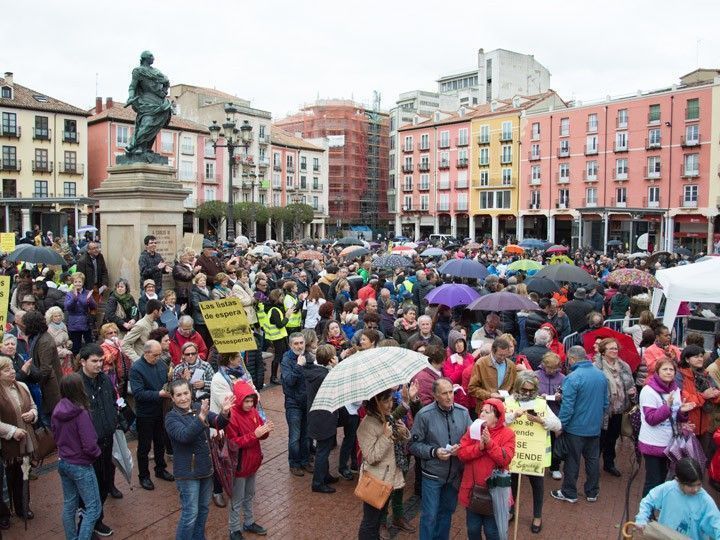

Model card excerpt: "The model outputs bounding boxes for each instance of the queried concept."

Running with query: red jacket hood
[483,397,506,419]
[540,321,558,340]
[233,380,258,412]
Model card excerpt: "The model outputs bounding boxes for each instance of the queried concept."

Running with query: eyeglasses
[105,331,118,336]
[183,351,198,356]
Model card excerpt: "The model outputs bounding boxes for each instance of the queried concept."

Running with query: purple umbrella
[438,259,489,280]
[466,292,539,312]
[424,284,480,308]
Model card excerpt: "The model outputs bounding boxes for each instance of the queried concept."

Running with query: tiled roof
[0,77,90,117]
[171,84,246,103]
[88,103,209,134]
[270,128,324,151]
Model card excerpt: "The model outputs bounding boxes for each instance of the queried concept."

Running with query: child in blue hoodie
[52,372,102,540]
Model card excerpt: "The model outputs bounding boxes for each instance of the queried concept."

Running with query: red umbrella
[545,244,569,254]
[582,327,641,372]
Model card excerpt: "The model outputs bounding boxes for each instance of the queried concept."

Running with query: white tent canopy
[650,258,720,328]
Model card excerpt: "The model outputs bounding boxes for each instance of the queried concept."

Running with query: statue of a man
[124,51,172,156]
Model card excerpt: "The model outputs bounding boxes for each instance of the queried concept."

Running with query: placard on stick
[199,297,257,353]
[0,276,10,329]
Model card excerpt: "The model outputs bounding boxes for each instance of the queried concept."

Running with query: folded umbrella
[7,244,65,265]
[466,292,538,312]
[112,429,134,486]
[210,432,239,497]
[311,347,429,412]
[438,259,489,280]
[425,284,480,308]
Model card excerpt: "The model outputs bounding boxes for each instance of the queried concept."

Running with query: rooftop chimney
[3,72,13,85]
[106,97,114,109]
[95,97,102,114]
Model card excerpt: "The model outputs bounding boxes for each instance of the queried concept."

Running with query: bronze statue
[118,51,172,164]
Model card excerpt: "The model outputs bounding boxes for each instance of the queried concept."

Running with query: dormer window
[1,87,11,99]
[434,111,441,122]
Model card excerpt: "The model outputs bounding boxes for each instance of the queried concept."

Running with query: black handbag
[469,484,494,515]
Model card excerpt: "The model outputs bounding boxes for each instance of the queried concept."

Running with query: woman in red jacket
[226,380,275,539]
[457,398,515,540]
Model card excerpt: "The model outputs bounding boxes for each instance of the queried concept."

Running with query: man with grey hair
[520,328,553,370]
[407,315,443,350]
[551,345,608,504]
[169,314,208,365]
[130,339,174,490]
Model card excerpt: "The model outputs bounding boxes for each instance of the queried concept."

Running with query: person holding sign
[504,371,562,534]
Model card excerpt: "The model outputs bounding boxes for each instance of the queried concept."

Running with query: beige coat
[357,414,406,490]
[232,282,258,325]
[121,314,158,362]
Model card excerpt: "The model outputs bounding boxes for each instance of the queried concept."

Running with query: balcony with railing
[645,138,661,150]
[438,160,450,170]
[528,151,541,161]
[313,164,320,172]
[643,196,661,208]
[59,162,85,175]
[644,166,661,180]
[583,170,598,182]
[647,113,661,125]
[437,139,450,149]
[313,204,325,214]
[500,155,512,165]
[437,182,451,191]
[401,164,414,173]
[0,125,20,138]
[402,183,413,192]
[586,121,598,133]
[585,145,598,156]
[180,143,195,155]
[456,158,468,168]
[402,143,414,153]
[32,160,52,173]
[455,179,468,190]
[528,175,541,186]
[610,197,627,208]
[583,197,598,208]
[273,162,282,171]
[203,173,220,183]
[258,158,270,168]
[616,117,628,129]
[417,162,430,173]
[286,164,295,173]
[299,163,307,172]
[258,134,270,145]
[681,164,699,178]
[499,132,513,142]
[530,131,541,141]
[63,131,79,143]
[1,159,20,172]
[418,182,430,191]
[477,135,490,145]
[555,172,570,185]
[312,182,323,191]
[681,135,700,148]
[436,201,450,212]
[614,142,629,153]
[555,199,570,209]
[456,137,469,147]
[418,142,430,151]
[454,200,468,212]
[32,127,51,141]
[478,158,489,167]
[613,168,628,181]
[527,200,541,210]
[680,196,698,208]
[557,146,570,158]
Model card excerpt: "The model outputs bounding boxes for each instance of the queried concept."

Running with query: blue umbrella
[438,259,489,280]
[372,254,413,269]
[518,238,549,250]
[425,284,480,308]
[420,247,445,258]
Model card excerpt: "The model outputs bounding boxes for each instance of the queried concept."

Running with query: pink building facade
[397,112,472,239]
[519,78,718,253]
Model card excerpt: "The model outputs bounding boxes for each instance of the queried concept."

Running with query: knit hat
[143,279,155,289]
[482,397,506,419]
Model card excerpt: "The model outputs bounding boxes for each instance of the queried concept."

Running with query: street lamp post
[208,103,252,241]
[290,187,303,240]
[242,173,258,241]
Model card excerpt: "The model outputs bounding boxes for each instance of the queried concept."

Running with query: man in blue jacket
[552,345,608,504]
[280,332,311,477]
[129,339,174,490]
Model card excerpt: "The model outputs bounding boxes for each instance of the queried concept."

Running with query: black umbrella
[674,247,692,257]
[344,247,370,260]
[373,254,413,269]
[526,276,560,295]
[334,237,364,247]
[7,244,65,265]
[533,263,595,285]
[607,239,623,247]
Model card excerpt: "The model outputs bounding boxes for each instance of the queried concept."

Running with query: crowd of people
[1,229,720,539]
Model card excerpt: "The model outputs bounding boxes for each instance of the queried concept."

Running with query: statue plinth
[116,152,168,166]
[94,163,190,291]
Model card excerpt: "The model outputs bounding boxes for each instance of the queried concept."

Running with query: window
[501,122,512,141]
[648,186,660,206]
[300,156,307,171]
[181,135,194,155]
[437,193,449,211]
[1,113,17,137]
[530,143,540,159]
[117,126,129,147]
[502,168,512,186]
[161,131,173,152]
[501,145,512,164]
[684,154,699,176]
[403,136,413,151]
[286,154,294,169]
[403,175,413,191]
[648,128,661,148]
[648,104,661,124]
[204,187,216,201]
[586,135,598,154]
[494,190,511,209]
[457,170,468,188]
[558,189,569,206]
[272,172,281,188]
[617,108,628,128]
[420,195,429,210]
[531,122,540,140]
[586,161,598,180]
[300,175,307,189]
[273,193,281,207]
[286,174,294,188]
[439,131,450,148]
[64,151,77,172]
[480,191,494,209]
[586,187,598,205]
[63,182,76,197]
[458,148,468,163]
[685,124,699,145]
[616,187,627,205]
[204,140,215,158]
[683,185,698,206]
[205,161,215,181]
[686,98,700,120]
[559,117,569,137]
[530,190,540,208]
[34,180,48,197]
[312,196,319,210]
[0,87,10,99]
[479,147,489,166]
[419,174,429,190]
[437,152,448,169]
[2,179,16,198]
[458,128,468,146]
[438,172,450,190]
[559,139,569,155]
[615,158,628,179]
[2,146,16,166]
[403,195,412,211]
[35,149,48,170]
[420,133,429,150]
[273,152,281,168]
[403,156,413,172]
[558,163,570,182]
[34,116,49,139]
[480,170,489,186]
[479,125,490,143]
[179,160,193,180]
[457,192,468,211]
[259,147,266,161]
[615,131,628,151]
[587,113,598,132]
[313,176,319,189]
[258,125,266,140]
[531,165,541,184]
[647,156,661,178]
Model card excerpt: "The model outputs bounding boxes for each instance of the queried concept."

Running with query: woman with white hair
[45,306,74,376]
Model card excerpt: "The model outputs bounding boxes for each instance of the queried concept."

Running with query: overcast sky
[3,0,720,120]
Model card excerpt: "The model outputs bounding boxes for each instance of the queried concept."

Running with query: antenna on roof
[95,72,99,98]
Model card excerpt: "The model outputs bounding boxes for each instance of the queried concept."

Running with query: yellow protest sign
[507,398,548,477]
[0,276,10,329]
[0,233,15,254]
[199,297,257,353]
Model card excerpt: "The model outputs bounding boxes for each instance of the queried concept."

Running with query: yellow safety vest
[505,396,552,468]
[257,302,270,332]
[284,294,302,328]
[264,306,288,342]
[402,279,414,293]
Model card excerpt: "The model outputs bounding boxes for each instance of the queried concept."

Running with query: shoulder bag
[32,426,56,460]
[354,463,393,510]
[468,453,494,516]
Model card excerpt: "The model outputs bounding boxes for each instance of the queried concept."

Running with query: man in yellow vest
[282,281,304,336]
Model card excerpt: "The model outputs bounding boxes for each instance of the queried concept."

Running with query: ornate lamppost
[208,103,252,241]
[290,186,303,240]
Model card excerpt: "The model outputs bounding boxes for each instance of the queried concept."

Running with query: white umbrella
[251,245,275,257]
[310,347,429,412]
[112,429,134,486]
[77,225,98,234]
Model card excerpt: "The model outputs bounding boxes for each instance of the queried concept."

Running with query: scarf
[599,357,626,414]
[113,291,136,317]
[214,284,231,297]
[327,334,347,351]
[49,321,66,331]
[691,366,714,395]
[0,382,37,460]
[399,318,418,332]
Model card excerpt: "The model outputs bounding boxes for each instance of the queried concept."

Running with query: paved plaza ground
[9,367,720,539]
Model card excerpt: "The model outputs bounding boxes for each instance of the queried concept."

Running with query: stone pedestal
[93,164,190,292]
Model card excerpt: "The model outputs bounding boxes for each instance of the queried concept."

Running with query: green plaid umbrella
[310,347,428,412]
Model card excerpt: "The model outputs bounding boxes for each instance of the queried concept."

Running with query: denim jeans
[561,433,600,500]
[285,406,309,468]
[59,460,101,540]
[419,476,458,540]
[643,454,669,497]
[339,412,359,472]
[175,477,213,540]
[228,474,256,533]
[466,508,499,540]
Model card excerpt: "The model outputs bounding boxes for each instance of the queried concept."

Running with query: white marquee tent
[650,257,720,328]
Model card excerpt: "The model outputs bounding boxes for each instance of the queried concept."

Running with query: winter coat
[165,402,228,480]
[413,365,443,407]
[31,331,62,414]
[51,398,101,466]
[392,319,418,348]
[280,349,307,409]
[563,298,595,333]
[677,367,720,436]
[520,344,551,371]
[357,413,407,490]
[190,286,212,327]
[64,289,97,332]
[535,366,565,415]
[457,399,515,508]
[709,428,720,485]
[407,331,444,352]
[138,250,164,290]
[558,360,609,437]
[231,282,258,325]
[121,314,158,362]
[80,371,118,441]
[467,355,517,413]
[129,356,169,418]
[172,261,195,303]
[305,363,338,441]
[76,252,109,290]
[168,328,208,366]
[195,254,223,286]
[227,381,267,478]
[104,293,138,329]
